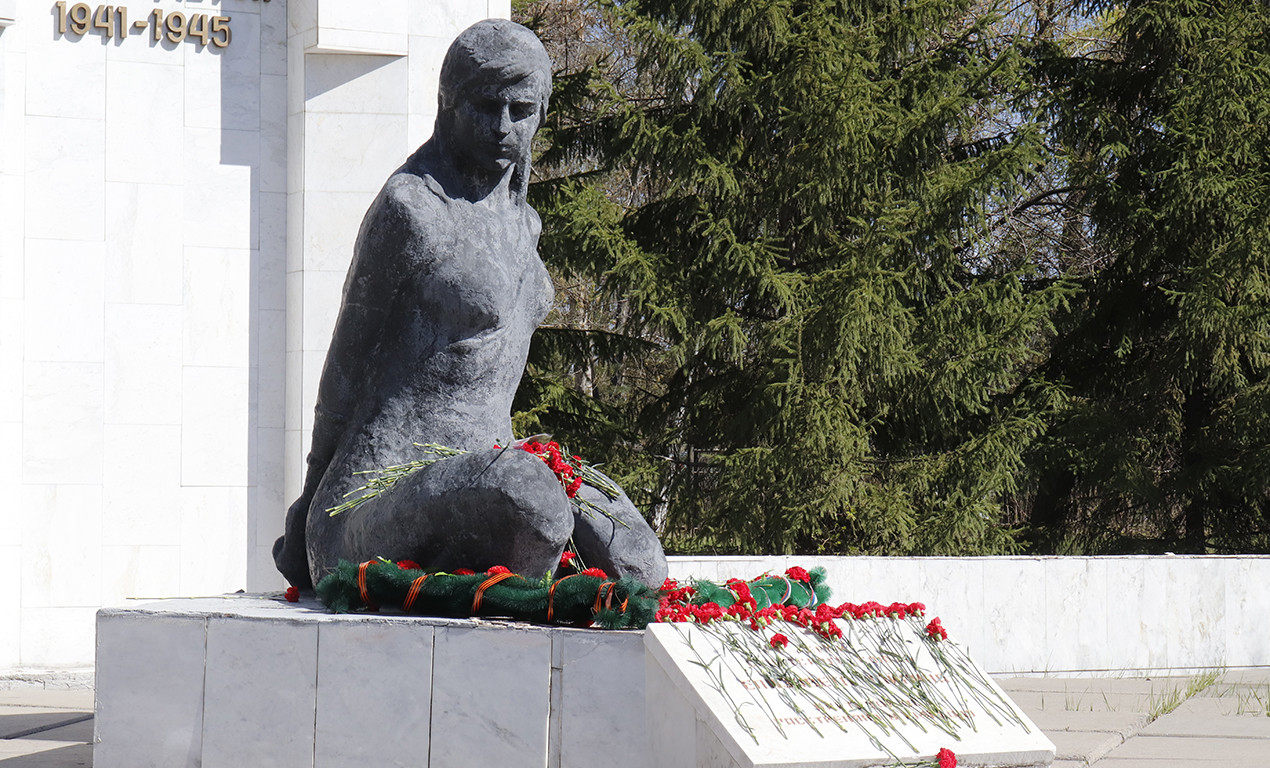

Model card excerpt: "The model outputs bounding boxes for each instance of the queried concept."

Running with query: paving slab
[1101,734,1270,763]
[19,717,95,743]
[0,709,91,740]
[1005,689,1157,713]
[1046,728,1126,762]
[997,677,1193,696]
[0,691,94,710]
[0,738,87,761]
[0,743,93,766]
[1142,697,1270,739]
[1023,708,1148,736]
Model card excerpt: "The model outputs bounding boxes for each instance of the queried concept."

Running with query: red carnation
[581,567,608,579]
[925,617,948,641]
[284,586,299,603]
[453,568,475,575]
[785,566,811,582]
[769,633,789,649]
[938,747,957,768]
[560,550,577,568]
[487,565,512,575]
[396,559,421,571]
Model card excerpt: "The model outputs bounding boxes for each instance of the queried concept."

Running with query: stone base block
[94,595,647,768]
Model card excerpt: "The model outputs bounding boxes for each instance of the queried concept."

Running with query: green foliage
[515,0,1270,555]
[1029,0,1270,552]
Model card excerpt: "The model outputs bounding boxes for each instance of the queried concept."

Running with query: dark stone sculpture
[273,20,668,592]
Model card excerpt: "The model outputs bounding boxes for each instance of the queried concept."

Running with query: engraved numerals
[53,2,232,48]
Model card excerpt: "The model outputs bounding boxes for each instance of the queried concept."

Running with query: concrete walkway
[998,670,1270,767]
[0,671,1267,765]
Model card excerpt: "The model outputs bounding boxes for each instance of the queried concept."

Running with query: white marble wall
[668,555,1270,675]
[0,0,504,672]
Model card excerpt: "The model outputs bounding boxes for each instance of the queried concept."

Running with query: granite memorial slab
[645,619,1055,767]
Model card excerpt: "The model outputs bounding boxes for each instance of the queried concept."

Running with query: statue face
[449,76,542,175]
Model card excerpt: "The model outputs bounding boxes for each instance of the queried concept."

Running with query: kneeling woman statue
[273,20,667,591]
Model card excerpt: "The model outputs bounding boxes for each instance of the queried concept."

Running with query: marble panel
[23,238,105,363]
[283,427,304,500]
[301,191,369,271]
[1101,558,1151,671]
[1136,557,1171,671]
[981,558,1046,675]
[20,484,104,607]
[252,426,286,529]
[304,54,407,115]
[101,424,182,547]
[24,115,105,242]
[408,0,496,36]
[408,109,437,152]
[284,345,304,431]
[183,127,258,251]
[1225,558,1270,668]
[1168,558,1226,669]
[178,486,249,596]
[184,11,261,131]
[288,0,318,37]
[180,365,250,485]
[100,545,183,605]
[318,0,409,37]
[104,61,184,185]
[22,361,104,485]
[286,191,305,273]
[182,246,251,367]
[24,23,105,119]
[1044,558,1108,673]
[247,543,287,592]
[312,0,408,56]
[260,75,288,194]
[299,351,325,437]
[104,182,186,305]
[259,0,288,75]
[103,302,183,426]
[645,648,701,768]
[0,547,20,670]
[406,34,447,122]
[559,630,648,768]
[488,0,512,20]
[94,611,206,768]
[920,558,988,661]
[430,623,552,768]
[0,299,20,421]
[302,111,408,193]
[313,620,435,767]
[202,617,318,768]
[0,50,25,175]
[301,270,344,351]
[258,192,287,310]
[257,309,287,427]
[18,606,97,668]
[0,424,20,544]
[0,177,23,299]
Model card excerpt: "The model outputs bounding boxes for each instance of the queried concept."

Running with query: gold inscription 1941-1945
[53,2,234,48]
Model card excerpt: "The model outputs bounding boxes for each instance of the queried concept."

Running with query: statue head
[435,20,552,201]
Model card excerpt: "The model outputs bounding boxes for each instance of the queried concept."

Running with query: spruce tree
[1032,0,1270,553]
[518,0,1071,555]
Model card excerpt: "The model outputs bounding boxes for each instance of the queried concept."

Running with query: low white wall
[668,555,1270,675]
